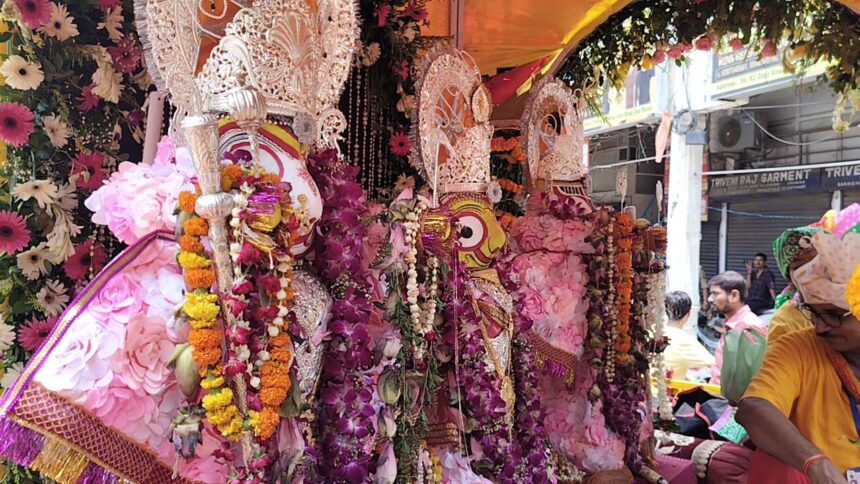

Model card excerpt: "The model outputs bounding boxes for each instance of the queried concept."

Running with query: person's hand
[745,260,753,273]
[806,457,848,484]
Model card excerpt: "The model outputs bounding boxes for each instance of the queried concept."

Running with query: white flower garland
[646,272,673,421]
[605,218,617,382]
[401,200,438,361]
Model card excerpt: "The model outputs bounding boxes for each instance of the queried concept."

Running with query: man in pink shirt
[707,271,767,385]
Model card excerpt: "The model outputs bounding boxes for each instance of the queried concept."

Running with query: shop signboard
[709,162,860,200]
[710,43,827,101]
[585,68,663,135]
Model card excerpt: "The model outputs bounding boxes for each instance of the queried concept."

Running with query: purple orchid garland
[307,149,379,482]
[442,260,551,483]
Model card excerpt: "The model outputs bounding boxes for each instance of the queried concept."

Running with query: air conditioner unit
[711,114,761,155]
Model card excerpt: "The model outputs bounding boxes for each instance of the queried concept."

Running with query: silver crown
[412,43,494,205]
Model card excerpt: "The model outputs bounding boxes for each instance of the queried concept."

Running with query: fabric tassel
[0,416,45,466]
[79,462,119,484]
[29,437,90,484]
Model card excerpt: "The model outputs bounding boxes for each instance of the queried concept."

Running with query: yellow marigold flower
[202,388,234,411]
[218,415,244,439]
[178,251,212,270]
[185,292,219,305]
[848,265,860,319]
[207,405,238,426]
[201,376,225,390]
[190,318,217,329]
[184,300,220,321]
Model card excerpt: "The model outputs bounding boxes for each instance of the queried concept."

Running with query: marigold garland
[179,191,198,214]
[849,265,860,319]
[178,251,212,269]
[185,268,216,289]
[179,234,205,253]
[613,214,635,366]
[184,218,210,237]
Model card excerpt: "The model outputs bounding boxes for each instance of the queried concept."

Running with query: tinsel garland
[307,149,379,482]
[646,273,673,421]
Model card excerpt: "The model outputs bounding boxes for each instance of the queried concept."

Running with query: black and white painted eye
[456,214,487,250]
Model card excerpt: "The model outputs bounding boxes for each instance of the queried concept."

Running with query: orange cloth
[767,303,811,345]
[743,327,860,472]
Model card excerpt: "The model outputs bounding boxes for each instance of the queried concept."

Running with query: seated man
[737,229,860,483]
[663,290,714,381]
[706,271,767,385]
[768,226,820,344]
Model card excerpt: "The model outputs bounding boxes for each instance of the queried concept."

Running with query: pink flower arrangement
[761,40,778,58]
[0,102,35,147]
[116,313,174,395]
[107,38,142,74]
[729,37,745,51]
[695,36,714,51]
[87,273,144,327]
[389,130,411,156]
[14,0,51,29]
[77,85,100,112]
[93,381,161,445]
[86,137,191,244]
[510,214,593,254]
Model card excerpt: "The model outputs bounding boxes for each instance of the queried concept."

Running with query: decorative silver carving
[291,270,332,402]
[411,43,494,205]
[521,78,589,192]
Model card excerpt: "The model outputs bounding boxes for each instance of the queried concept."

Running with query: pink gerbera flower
[0,102,35,147]
[0,210,30,254]
[97,0,120,11]
[18,317,57,352]
[14,0,51,29]
[77,85,100,112]
[71,151,108,190]
[108,38,142,74]
[389,131,412,157]
[64,239,107,280]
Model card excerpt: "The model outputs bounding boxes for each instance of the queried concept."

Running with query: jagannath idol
[499,78,666,483]
[0,0,361,482]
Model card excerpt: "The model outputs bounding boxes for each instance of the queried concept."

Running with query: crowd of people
[660,204,860,483]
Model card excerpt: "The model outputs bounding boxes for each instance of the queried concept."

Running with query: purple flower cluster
[307,150,378,482]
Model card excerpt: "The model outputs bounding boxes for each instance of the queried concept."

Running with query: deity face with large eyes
[219,120,322,257]
[420,192,506,270]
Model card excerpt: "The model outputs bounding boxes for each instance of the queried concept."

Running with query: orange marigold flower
[270,348,292,363]
[201,363,225,378]
[185,268,216,289]
[260,361,286,378]
[615,322,630,334]
[184,218,210,237]
[261,174,281,185]
[256,406,280,441]
[179,235,205,253]
[616,238,634,250]
[193,346,222,368]
[178,191,197,214]
[259,386,289,407]
[261,372,291,389]
[189,328,222,349]
[269,334,292,348]
[616,213,634,233]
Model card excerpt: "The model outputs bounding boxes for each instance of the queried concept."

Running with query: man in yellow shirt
[738,228,860,483]
[662,291,714,380]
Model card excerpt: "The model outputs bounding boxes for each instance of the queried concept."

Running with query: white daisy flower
[0,55,44,90]
[40,2,79,41]
[97,5,123,42]
[1,362,24,389]
[0,322,15,352]
[36,279,69,317]
[11,179,58,209]
[0,361,24,389]
[16,242,52,280]
[41,114,70,148]
[91,63,122,103]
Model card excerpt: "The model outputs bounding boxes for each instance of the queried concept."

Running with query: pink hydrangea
[87,273,144,327]
[85,136,192,244]
[115,313,174,395]
[94,381,161,445]
[35,312,124,395]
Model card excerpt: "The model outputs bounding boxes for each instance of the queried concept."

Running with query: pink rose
[511,217,542,252]
[652,50,667,64]
[667,45,685,60]
[95,381,160,444]
[116,313,174,395]
[761,40,778,58]
[543,230,567,252]
[520,290,547,320]
[695,36,714,51]
[729,38,745,51]
[88,273,144,326]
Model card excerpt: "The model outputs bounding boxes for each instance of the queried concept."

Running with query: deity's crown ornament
[522,78,589,193]
[412,43,494,206]
[136,0,358,148]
